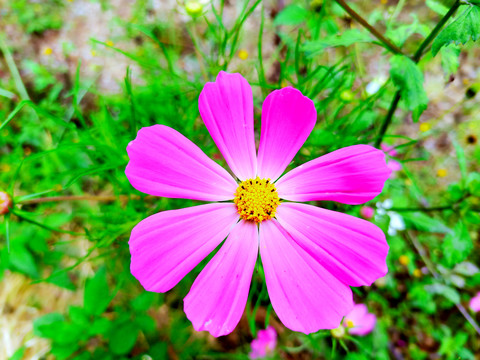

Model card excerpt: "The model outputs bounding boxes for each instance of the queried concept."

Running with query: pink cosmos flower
[343,303,376,336]
[249,326,277,359]
[469,292,480,312]
[125,72,390,337]
[360,206,375,220]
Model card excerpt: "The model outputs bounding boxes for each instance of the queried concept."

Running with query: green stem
[334,0,404,55]
[374,90,401,148]
[0,36,30,100]
[412,0,461,62]
[374,0,461,147]
[389,205,451,212]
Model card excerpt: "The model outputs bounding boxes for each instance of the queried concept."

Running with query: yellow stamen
[234,177,280,223]
[346,319,355,328]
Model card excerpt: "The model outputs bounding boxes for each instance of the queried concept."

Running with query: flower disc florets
[234,177,280,223]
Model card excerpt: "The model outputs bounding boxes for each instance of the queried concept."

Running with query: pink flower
[380,143,398,157]
[381,144,402,176]
[387,159,402,173]
[360,206,375,220]
[469,292,480,312]
[249,326,277,359]
[343,303,376,336]
[0,192,11,215]
[126,72,391,336]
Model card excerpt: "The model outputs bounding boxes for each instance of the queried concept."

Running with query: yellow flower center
[234,177,280,223]
[346,320,355,328]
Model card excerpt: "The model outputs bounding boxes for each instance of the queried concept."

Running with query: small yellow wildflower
[399,255,409,266]
[437,169,447,178]
[238,49,249,60]
[106,40,114,47]
[91,50,97,57]
[463,78,470,86]
[413,269,422,278]
[419,123,431,132]
[43,47,53,55]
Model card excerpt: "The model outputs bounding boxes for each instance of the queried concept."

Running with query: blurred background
[0,0,480,359]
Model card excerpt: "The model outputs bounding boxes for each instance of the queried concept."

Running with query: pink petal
[129,203,239,293]
[126,125,238,201]
[344,303,368,325]
[275,145,391,204]
[257,87,317,181]
[275,203,388,287]
[345,304,376,336]
[199,72,257,180]
[184,220,258,337]
[470,292,480,312]
[259,219,353,333]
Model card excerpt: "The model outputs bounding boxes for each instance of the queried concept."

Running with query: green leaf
[303,29,373,56]
[443,221,472,267]
[51,343,79,360]
[8,347,25,360]
[453,261,479,276]
[88,317,112,336]
[8,243,39,278]
[466,172,480,196]
[424,283,460,303]
[452,138,467,180]
[426,0,449,15]
[84,267,111,316]
[33,313,83,345]
[440,45,460,77]
[432,6,480,56]
[131,291,155,312]
[401,212,450,233]
[274,5,308,26]
[109,321,139,355]
[390,55,429,122]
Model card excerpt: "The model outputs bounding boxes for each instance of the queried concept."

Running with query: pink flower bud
[0,192,11,215]
[360,206,375,219]
[249,326,277,359]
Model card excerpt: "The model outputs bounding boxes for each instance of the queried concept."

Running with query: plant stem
[412,0,461,62]
[387,193,471,212]
[388,205,451,212]
[374,0,461,147]
[334,0,404,55]
[374,90,401,148]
